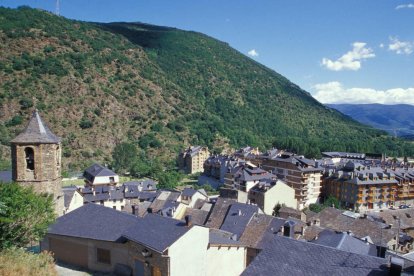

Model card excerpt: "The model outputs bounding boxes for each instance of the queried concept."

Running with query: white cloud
[321,42,375,71]
[247,49,259,57]
[312,81,414,105]
[396,3,414,9]
[379,43,384,48]
[388,37,413,55]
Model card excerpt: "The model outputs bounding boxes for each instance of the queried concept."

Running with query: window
[25,147,34,170]
[97,248,111,264]
[56,145,60,166]
[113,206,116,210]
[109,177,115,183]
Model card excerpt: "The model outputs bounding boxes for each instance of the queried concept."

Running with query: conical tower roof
[11,110,61,144]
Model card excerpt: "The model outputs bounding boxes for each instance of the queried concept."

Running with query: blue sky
[1,0,414,105]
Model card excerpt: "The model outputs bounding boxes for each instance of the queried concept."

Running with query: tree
[308,203,323,213]
[112,142,138,174]
[272,202,285,217]
[0,183,56,249]
[156,171,183,189]
[323,195,341,209]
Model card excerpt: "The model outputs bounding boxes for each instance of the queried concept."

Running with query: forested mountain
[328,104,414,139]
[0,7,413,170]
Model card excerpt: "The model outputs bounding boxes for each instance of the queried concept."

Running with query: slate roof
[48,204,192,253]
[122,214,190,253]
[0,171,12,183]
[242,236,388,276]
[123,179,157,192]
[83,163,117,183]
[368,209,414,230]
[239,213,283,249]
[209,228,241,246]
[303,225,326,241]
[48,203,138,241]
[183,208,209,225]
[278,206,302,219]
[311,229,378,256]
[270,156,323,172]
[312,207,397,246]
[220,203,260,240]
[62,186,77,208]
[11,110,60,144]
[205,197,237,229]
[182,188,198,197]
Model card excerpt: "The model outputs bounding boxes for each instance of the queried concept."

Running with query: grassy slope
[0,7,413,170]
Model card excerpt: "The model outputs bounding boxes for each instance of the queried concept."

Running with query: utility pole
[396,216,401,252]
[55,0,60,16]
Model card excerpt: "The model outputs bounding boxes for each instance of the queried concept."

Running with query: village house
[203,155,243,183]
[220,162,297,212]
[180,187,208,208]
[83,163,119,187]
[304,207,412,254]
[63,179,158,214]
[179,146,210,174]
[247,179,297,214]
[42,204,247,276]
[241,235,398,276]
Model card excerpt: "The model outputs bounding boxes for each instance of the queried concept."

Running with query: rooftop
[48,204,192,253]
[242,235,388,276]
[11,110,60,144]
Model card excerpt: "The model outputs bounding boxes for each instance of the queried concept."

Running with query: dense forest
[0,7,413,172]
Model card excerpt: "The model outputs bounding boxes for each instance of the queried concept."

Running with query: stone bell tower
[11,109,63,215]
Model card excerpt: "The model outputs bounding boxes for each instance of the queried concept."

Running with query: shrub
[79,117,93,129]
[0,247,57,276]
[5,115,23,127]
[19,97,34,109]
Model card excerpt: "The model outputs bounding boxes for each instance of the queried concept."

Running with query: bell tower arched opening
[25,147,35,171]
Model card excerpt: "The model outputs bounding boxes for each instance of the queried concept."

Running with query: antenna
[55,0,60,16]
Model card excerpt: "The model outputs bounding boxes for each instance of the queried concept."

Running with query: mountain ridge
[0,6,413,170]
[328,104,414,138]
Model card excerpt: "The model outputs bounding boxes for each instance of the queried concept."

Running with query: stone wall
[12,143,63,215]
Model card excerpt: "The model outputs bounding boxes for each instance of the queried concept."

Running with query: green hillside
[0,7,413,170]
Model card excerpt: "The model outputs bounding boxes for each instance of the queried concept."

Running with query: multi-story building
[179,146,210,174]
[323,162,399,210]
[260,156,323,209]
[393,168,414,206]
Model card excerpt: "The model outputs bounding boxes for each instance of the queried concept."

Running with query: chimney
[238,209,242,216]
[389,257,404,276]
[185,215,192,227]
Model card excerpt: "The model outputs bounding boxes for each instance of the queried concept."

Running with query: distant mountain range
[328,104,414,138]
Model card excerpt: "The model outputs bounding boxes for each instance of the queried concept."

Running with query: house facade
[248,179,297,214]
[42,204,247,276]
